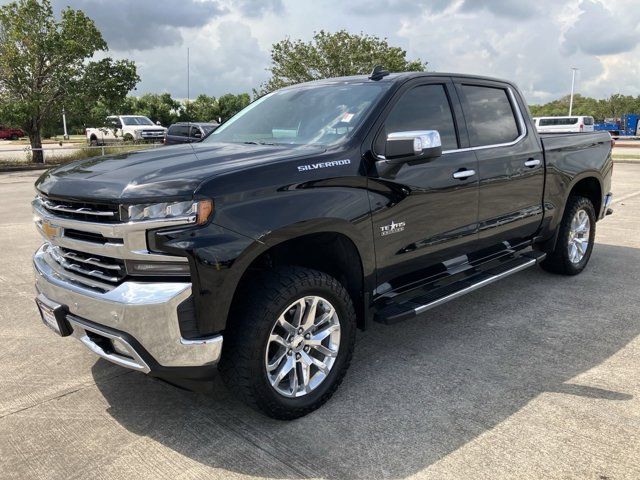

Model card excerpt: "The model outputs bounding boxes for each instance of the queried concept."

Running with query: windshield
[205,82,389,147]
[121,116,155,126]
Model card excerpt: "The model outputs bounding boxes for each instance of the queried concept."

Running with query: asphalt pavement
[1,166,639,479]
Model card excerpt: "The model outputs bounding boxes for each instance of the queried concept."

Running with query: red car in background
[0,125,25,140]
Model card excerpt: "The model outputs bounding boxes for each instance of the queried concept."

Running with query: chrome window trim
[442,87,527,155]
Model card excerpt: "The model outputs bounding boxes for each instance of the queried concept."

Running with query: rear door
[453,79,544,251]
[367,78,479,290]
[167,125,190,144]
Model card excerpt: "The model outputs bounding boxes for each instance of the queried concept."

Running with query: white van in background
[533,116,595,133]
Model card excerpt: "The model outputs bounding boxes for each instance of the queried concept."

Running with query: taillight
[579,124,584,131]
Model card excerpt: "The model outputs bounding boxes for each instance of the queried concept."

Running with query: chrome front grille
[40,195,121,223]
[33,194,191,292]
[49,246,126,285]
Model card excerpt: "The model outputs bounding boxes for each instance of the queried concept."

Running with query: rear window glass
[460,85,520,147]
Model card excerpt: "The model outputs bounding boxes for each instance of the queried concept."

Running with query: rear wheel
[540,195,596,275]
[89,136,98,147]
[219,267,356,419]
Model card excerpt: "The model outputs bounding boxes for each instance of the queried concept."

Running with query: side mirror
[385,130,442,161]
[375,130,442,177]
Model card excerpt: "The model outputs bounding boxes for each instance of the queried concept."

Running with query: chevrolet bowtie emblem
[41,221,61,240]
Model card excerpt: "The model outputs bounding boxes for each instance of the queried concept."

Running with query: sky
[10,0,640,104]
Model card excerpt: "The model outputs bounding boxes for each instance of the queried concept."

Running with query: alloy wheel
[265,296,341,398]
[568,208,590,263]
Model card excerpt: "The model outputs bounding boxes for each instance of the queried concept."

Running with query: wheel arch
[538,172,603,253]
[568,175,603,217]
[227,225,371,332]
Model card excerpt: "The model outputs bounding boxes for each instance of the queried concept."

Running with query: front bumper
[33,245,223,378]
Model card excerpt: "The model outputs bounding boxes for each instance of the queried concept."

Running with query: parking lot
[1,164,639,479]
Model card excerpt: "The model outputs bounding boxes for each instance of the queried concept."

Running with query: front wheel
[540,195,596,275]
[219,267,356,419]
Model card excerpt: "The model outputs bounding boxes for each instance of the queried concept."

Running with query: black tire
[10,134,18,140]
[89,136,98,147]
[540,195,596,275]
[219,266,356,420]
[123,133,134,143]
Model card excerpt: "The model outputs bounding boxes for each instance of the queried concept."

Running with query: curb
[0,164,52,173]
[613,159,640,164]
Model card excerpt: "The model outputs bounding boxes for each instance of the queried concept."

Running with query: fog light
[126,260,191,276]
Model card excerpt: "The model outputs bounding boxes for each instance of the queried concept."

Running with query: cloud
[125,21,270,98]
[459,0,540,19]
[4,0,639,102]
[343,0,454,16]
[52,0,227,50]
[232,0,284,17]
[562,0,640,56]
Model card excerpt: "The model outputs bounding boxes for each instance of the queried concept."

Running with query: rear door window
[460,85,520,147]
[169,125,190,137]
[376,84,459,152]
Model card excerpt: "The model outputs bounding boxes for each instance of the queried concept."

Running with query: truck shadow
[92,242,639,479]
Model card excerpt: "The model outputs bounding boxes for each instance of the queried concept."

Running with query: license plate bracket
[35,295,72,337]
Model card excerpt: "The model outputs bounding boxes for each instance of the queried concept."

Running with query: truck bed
[541,131,613,169]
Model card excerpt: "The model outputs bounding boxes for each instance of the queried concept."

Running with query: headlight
[127,199,213,225]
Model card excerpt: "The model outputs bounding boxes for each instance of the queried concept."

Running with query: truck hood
[130,126,166,131]
[36,142,325,202]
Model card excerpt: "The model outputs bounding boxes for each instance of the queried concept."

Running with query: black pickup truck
[32,71,613,419]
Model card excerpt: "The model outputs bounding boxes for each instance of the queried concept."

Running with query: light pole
[569,67,578,116]
[62,107,69,140]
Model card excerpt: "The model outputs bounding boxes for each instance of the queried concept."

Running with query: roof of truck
[286,71,516,88]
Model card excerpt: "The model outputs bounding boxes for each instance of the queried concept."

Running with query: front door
[367,79,479,293]
[454,80,545,250]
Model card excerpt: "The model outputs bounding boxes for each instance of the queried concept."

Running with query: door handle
[452,169,476,180]
[524,159,541,168]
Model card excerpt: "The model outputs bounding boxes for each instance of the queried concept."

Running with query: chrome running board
[374,250,546,324]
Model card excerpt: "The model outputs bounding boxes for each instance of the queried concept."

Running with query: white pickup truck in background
[86,115,167,145]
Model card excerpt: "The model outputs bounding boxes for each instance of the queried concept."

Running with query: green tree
[130,93,182,126]
[186,94,219,122]
[258,30,426,95]
[529,93,640,122]
[216,93,250,122]
[0,0,139,162]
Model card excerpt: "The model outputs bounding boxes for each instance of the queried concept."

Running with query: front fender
[153,217,375,335]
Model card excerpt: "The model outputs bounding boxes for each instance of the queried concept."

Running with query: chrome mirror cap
[387,130,442,155]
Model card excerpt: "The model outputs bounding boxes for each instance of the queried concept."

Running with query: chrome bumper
[33,245,223,372]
